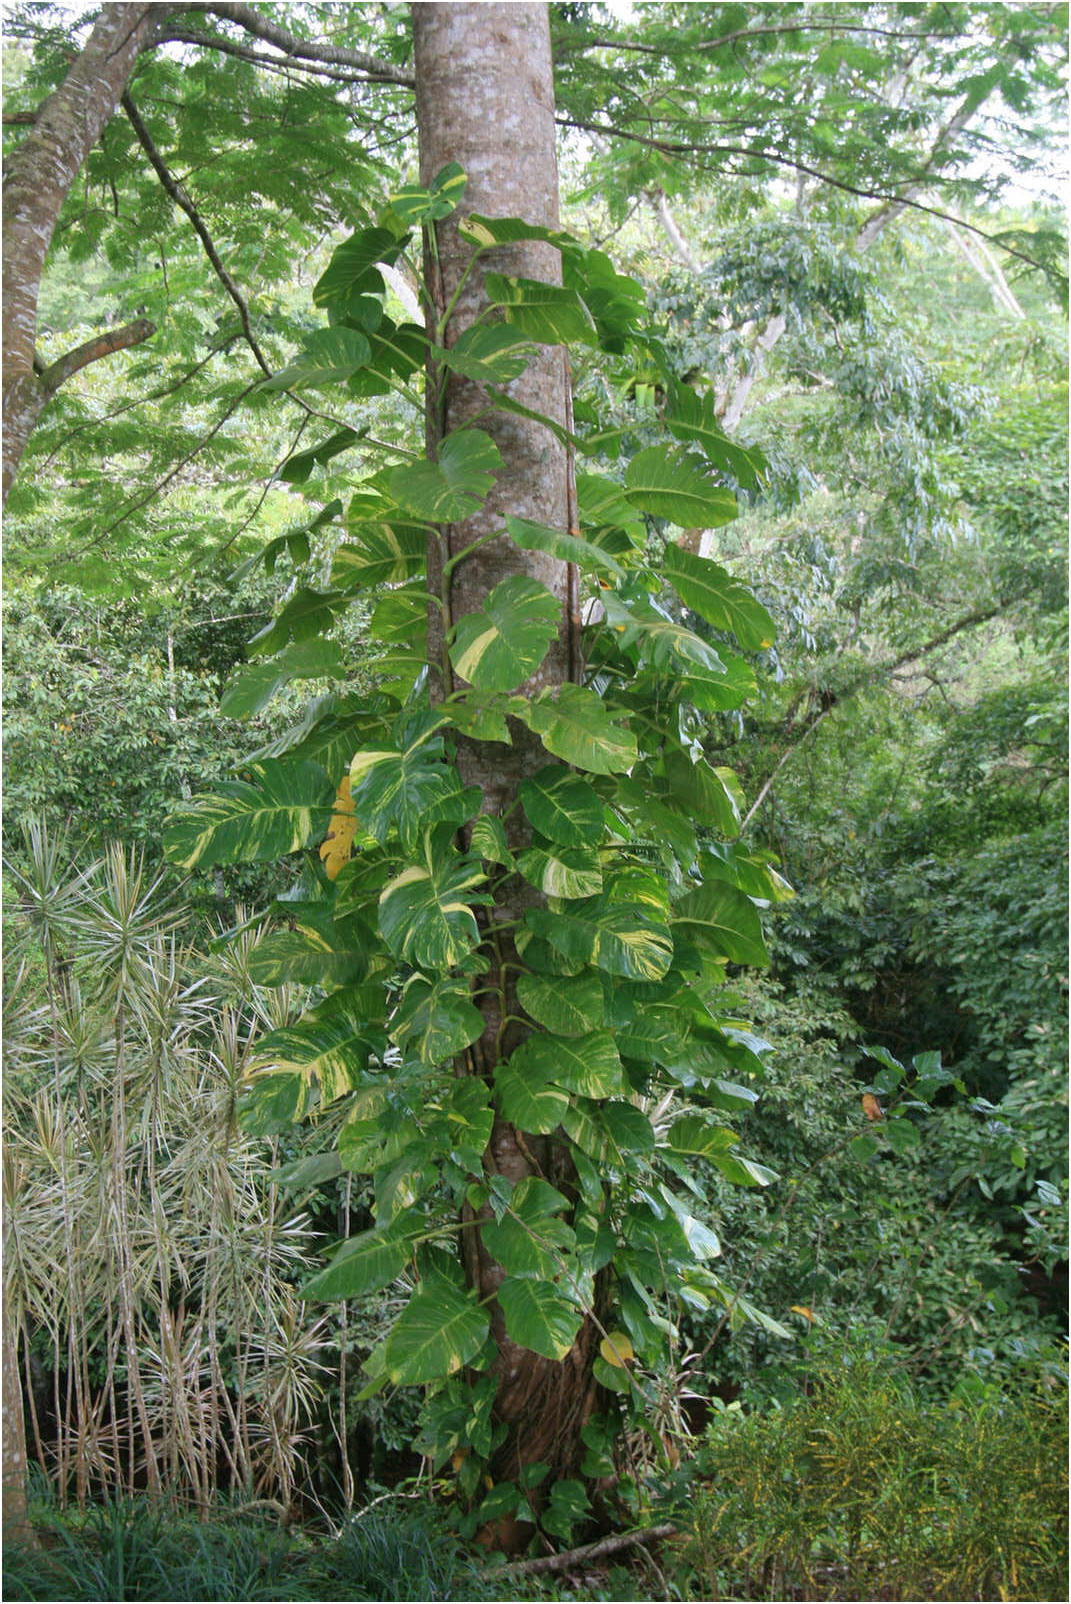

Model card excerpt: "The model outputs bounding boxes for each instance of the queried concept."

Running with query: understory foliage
[685,1349,1069,1603]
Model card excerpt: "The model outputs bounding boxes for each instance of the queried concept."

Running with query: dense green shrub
[684,1350,1069,1601]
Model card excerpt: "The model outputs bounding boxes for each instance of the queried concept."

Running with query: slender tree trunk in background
[1,1,166,503]
[412,2,605,1540]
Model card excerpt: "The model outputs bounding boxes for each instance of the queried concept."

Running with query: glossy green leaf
[515,842,602,898]
[383,1272,490,1385]
[252,1002,380,1107]
[624,446,738,526]
[601,592,727,678]
[388,430,501,522]
[391,975,485,1064]
[389,160,466,222]
[662,544,776,651]
[672,880,769,968]
[220,639,345,720]
[379,851,487,972]
[484,274,596,344]
[509,1030,626,1099]
[599,1100,655,1156]
[450,575,560,691]
[313,226,401,307]
[334,518,427,589]
[247,588,348,657]
[665,1115,739,1160]
[263,327,371,392]
[302,1222,416,1301]
[494,1057,570,1135]
[519,765,605,847]
[246,913,376,988]
[435,324,536,384]
[664,383,767,490]
[518,685,636,775]
[164,759,334,869]
[349,717,457,847]
[663,749,741,836]
[458,213,571,250]
[280,428,362,485]
[498,1278,583,1360]
[504,515,625,580]
[469,812,513,866]
[526,895,673,982]
[517,970,604,1036]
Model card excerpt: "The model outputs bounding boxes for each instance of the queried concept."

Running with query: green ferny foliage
[163,169,786,1528]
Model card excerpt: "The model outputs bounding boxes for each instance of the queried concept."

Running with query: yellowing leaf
[320,776,358,880]
[790,1304,818,1324]
[599,1331,634,1368]
[861,1092,883,1122]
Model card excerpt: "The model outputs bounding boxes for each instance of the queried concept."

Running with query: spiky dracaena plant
[3,824,330,1510]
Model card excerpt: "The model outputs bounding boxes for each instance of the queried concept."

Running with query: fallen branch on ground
[501,1522,679,1577]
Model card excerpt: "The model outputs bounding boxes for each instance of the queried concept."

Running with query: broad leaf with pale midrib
[450,575,560,691]
[516,684,636,775]
[498,1278,583,1360]
[662,544,775,651]
[378,852,488,972]
[387,430,501,522]
[163,759,334,869]
[624,446,738,526]
[382,1271,489,1384]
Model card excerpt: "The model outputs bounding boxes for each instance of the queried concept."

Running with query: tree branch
[175,2,414,87]
[121,90,272,378]
[37,318,156,396]
[160,27,404,89]
[555,118,1053,276]
[501,1523,679,1577]
[740,605,1005,832]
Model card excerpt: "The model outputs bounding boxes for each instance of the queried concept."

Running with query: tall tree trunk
[412,2,604,1537]
[1,1,166,503]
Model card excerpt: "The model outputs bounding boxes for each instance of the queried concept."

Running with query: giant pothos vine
[165,164,793,1534]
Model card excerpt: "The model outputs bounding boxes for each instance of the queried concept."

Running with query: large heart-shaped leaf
[517,970,603,1036]
[435,324,536,384]
[302,1220,418,1302]
[263,327,371,392]
[389,160,466,223]
[493,1058,569,1134]
[663,545,775,651]
[509,1031,626,1099]
[164,759,334,868]
[391,975,485,1064]
[334,517,427,590]
[247,588,348,657]
[663,749,742,837]
[252,1001,381,1107]
[602,592,727,679]
[247,912,378,987]
[517,685,636,775]
[663,383,767,490]
[314,225,401,306]
[484,274,596,344]
[349,716,458,847]
[526,896,672,982]
[515,842,602,899]
[450,575,560,691]
[388,430,501,522]
[379,852,487,972]
[498,1278,583,1360]
[518,765,605,847]
[672,880,769,968]
[624,447,738,526]
[383,1271,490,1384]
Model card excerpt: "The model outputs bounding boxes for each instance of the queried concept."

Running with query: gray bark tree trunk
[412,2,605,1544]
[1,1,167,504]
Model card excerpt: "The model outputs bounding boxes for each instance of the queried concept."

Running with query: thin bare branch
[121,91,272,377]
[503,1524,679,1577]
[556,117,1053,276]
